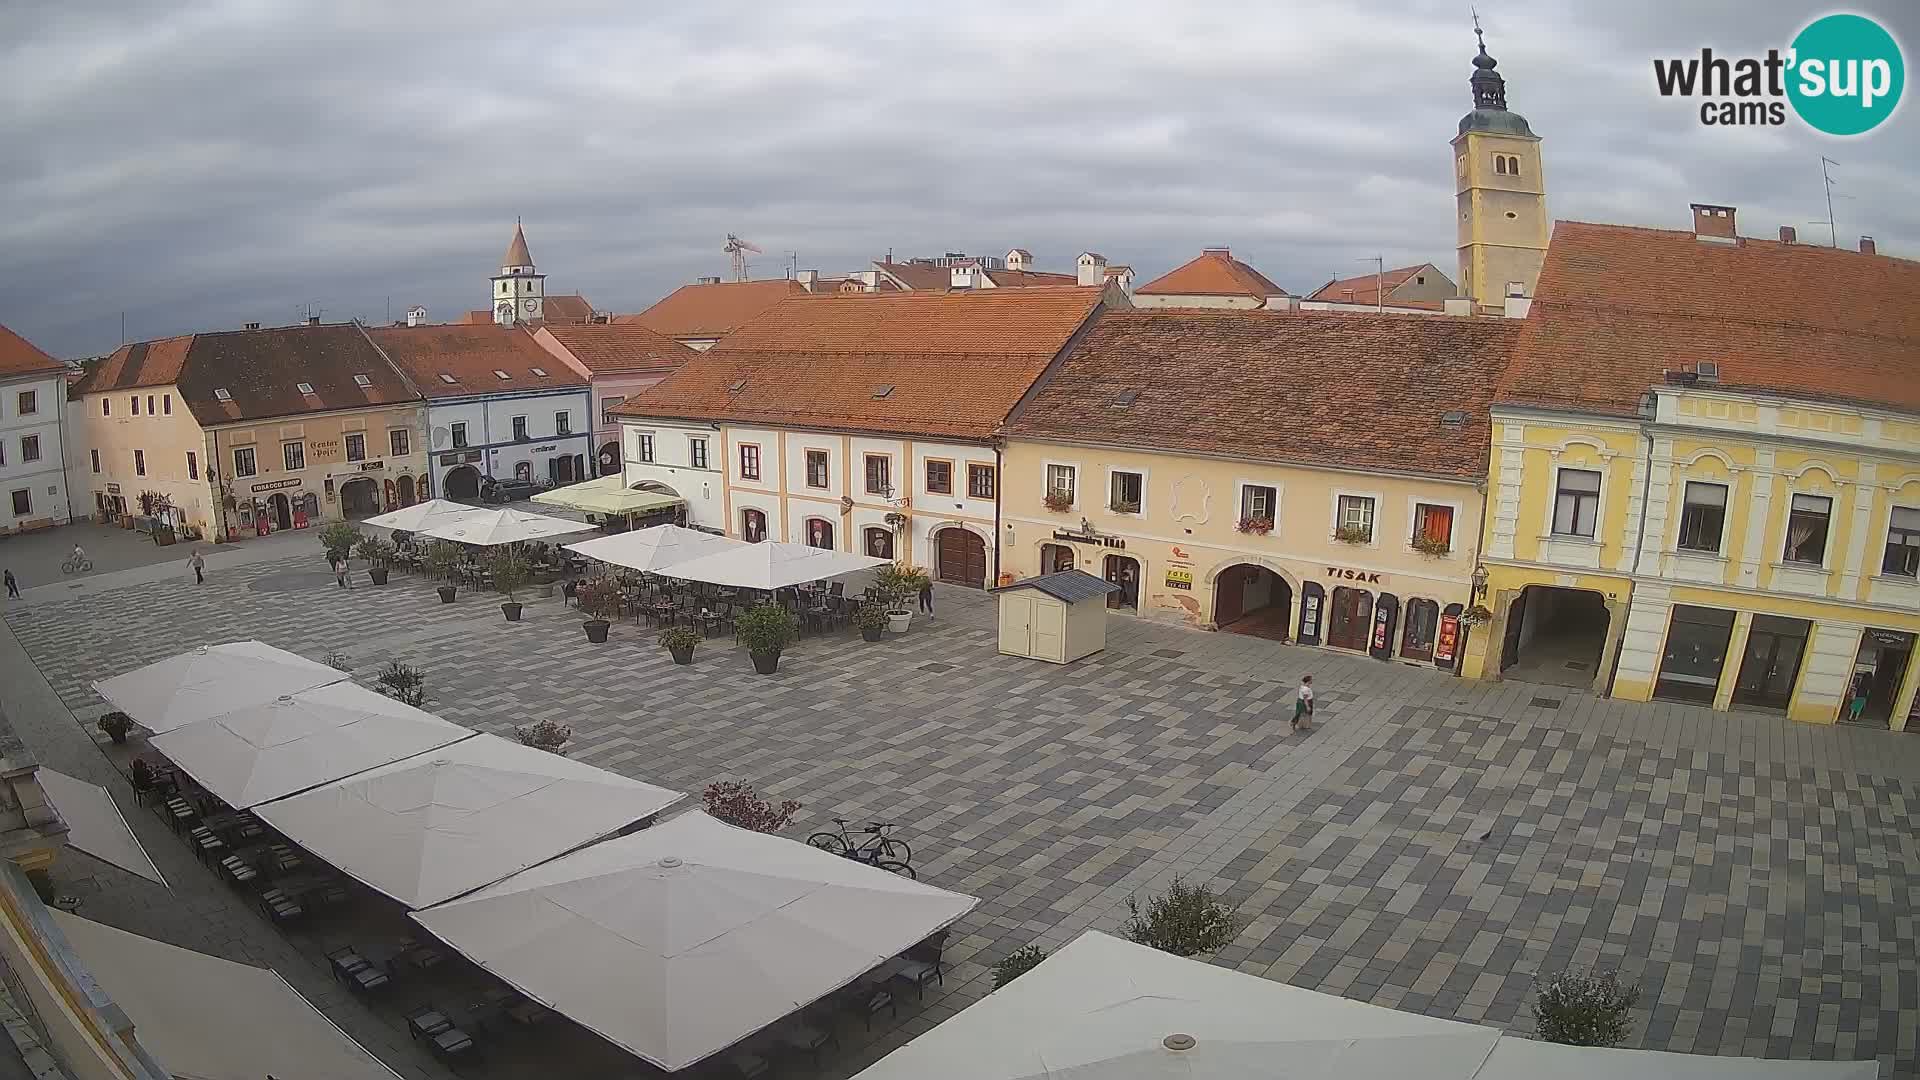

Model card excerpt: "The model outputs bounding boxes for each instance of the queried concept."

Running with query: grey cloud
[2,0,1915,357]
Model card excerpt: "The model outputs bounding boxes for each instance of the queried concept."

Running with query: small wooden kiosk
[992,570,1118,665]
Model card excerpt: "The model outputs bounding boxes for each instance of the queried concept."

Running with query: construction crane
[723,234,762,282]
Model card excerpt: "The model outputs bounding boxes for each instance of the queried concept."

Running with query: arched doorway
[397,474,416,506]
[1327,586,1373,650]
[863,527,894,560]
[1498,585,1612,688]
[598,442,620,476]
[805,518,834,550]
[1040,543,1075,574]
[1104,554,1140,611]
[1213,564,1294,640]
[267,493,293,531]
[934,527,987,588]
[1401,598,1440,661]
[444,465,481,502]
[741,508,767,543]
[339,478,380,519]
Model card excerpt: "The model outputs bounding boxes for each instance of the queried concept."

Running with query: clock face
[523,300,539,312]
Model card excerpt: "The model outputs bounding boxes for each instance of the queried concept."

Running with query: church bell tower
[1451,24,1548,314]
[491,220,545,326]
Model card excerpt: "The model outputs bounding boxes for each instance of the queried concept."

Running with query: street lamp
[1471,564,1489,598]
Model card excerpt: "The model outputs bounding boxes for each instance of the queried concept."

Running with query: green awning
[531,476,683,517]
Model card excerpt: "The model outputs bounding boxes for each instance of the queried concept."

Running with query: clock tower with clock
[491,220,546,326]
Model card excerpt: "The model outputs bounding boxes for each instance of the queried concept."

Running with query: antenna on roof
[1809,156,1855,248]
[1359,255,1384,312]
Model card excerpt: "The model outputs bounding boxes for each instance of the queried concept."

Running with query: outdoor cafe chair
[327,947,391,994]
[889,956,943,999]
[776,1017,839,1066]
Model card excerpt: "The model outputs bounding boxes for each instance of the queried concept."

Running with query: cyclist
[69,543,88,572]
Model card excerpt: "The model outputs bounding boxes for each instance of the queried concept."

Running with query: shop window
[1046,463,1076,504]
[1883,507,1920,578]
[805,518,834,549]
[967,464,996,499]
[1336,494,1375,542]
[739,444,761,481]
[1109,470,1143,514]
[1413,503,1453,550]
[863,526,894,559]
[1401,598,1440,661]
[1655,605,1736,704]
[741,507,766,543]
[1783,494,1831,565]
[689,437,709,469]
[1552,468,1602,537]
[1677,481,1727,553]
[345,433,366,462]
[865,454,891,496]
[925,459,952,495]
[233,446,257,478]
[806,449,830,489]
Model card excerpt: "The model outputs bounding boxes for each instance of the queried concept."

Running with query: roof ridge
[1532,297,1919,348]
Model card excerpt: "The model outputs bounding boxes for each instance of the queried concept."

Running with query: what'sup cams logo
[1654,13,1904,135]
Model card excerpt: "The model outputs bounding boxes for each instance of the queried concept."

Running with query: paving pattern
[5,553,1918,1078]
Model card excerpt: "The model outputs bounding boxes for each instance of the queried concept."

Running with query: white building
[0,324,72,533]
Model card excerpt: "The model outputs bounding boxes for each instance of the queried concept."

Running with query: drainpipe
[992,442,1004,584]
[1603,420,1658,697]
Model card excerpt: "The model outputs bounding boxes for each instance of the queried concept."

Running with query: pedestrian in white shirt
[1292,675,1314,732]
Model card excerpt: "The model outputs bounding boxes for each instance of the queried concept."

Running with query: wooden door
[1328,587,1372,650]
[1033,599,1066,661]
[937,529,986,588]
[998,594,1033,656]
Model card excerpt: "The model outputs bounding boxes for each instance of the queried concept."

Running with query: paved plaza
[3,547,1918,1078]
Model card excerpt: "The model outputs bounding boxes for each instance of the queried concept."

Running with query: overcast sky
[3,0,1915,358]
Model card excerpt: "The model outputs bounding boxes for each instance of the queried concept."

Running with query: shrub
[354,536,395,566]
[872,563,930,611]
[853,602,891,633]
[993,945,1050,989]
[1042,489,1074,513]
[319,522,362,561]
[374,661,429,708]
[422,541,462,578]
[1531,968,1639,1047]
[489,548,532,602]
[1333,524,1372,545]
[1122,877,1241,957]
[735,604,798,655]
[658,626,703,652]
[514,719,572,753]
[1235,515,1274,535]
[703,780,800,833]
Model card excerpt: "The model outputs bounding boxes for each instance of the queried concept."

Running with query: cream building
[0,324,72,534]
[1002,310,1517,665]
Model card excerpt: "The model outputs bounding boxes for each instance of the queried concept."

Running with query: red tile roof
[618,287,1106,441]
[368,323,586,398]
[1306,265,1430,306]
[79,325,418,425]
[988,268,1079,287]
[1499,222,1920,418]
[1006,310,1520,481]
[0,322,63,378]
[617,279,806,340]
[1136,249,1289,300]
[541,322,699,378]
[875,262,954,291]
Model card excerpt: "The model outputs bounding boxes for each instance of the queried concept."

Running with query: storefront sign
[1051,529,1126,550]
[1165,568,1194,591]
[1169,545,1193,563]
[440,452,461,466]
[1436,614,1461,663]
[309,439,342,462]
[464,451,483,463]
[1326,567,1383,584]
[358,460,385,471]
[534,444,557,453]
[1300,594,1322,640]
[1866,628,1913,648]
[251,478,301,493]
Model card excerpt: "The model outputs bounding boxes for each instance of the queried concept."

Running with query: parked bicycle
[806,820,915,879]
[61,554,93,575]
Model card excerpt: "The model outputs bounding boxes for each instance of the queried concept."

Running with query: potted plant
[1461,603,1494,626]
[659,625,702,665]
[702,780,800,833]
[1235,514,1274,536]
[318,521,362,565]
[853,602,890,642]
[1042,488,1074,514]
[374,661,429,707]
[423,541,461,602]
[1530,968,1639,1047]
[490,548,532,622]
[735,603,798,674]
[96,711,132,745]
[576,576,617,643]
[1410,534,1450,558]
[1333,524,1371,545]
[1121,876,1242,958]
[873,562,930,633]
[355,536,395,585]
[513,719,572,755]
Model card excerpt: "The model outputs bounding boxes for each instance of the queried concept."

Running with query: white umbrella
[413,811,978,1072]
[94,640,351,735]
[39,768,166,886]
[422,507,596,547]
[564,524,744,573]
[659,541,887,590]
[150,682,473,809]
[360,498,487,533]
[254,733,685,909]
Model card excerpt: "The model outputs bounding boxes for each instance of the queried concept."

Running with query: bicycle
[61,555,93,575]
[806,820,915,879]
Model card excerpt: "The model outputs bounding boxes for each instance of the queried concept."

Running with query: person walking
[917,578,934,617]
[332,555,350,588]
[1292,674,1314,733]
[3,569,18,599]
[188,549,206,585]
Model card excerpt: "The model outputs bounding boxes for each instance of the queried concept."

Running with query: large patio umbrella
[254,733,685,909]
[564,524,743,573]
[150,681,473,808]
[658,540,887,590]
[93,640,351,735]
[420,507,596,547]
[412,811,979,1072]
[532,475,684,518]
[360,498,487,533]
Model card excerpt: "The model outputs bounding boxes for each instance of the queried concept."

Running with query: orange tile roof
[368,323,586,397]
[1306,264,1430,306]
[1135,249,1289,300]
[987,268,1079,287]
[0,322,63,378]
[75,334,194,397]
[1007,310,1519,480]
[1499,221,1920,418]
[539,294,596,323]
[875,262,954,291]
[618,279,806,340]
[618,287,1106,441]
[541,322,699,378]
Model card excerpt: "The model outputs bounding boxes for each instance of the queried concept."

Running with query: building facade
[1460,213,1920,729]
[534,322,699,477]
[1452,30,1548,314]
[1002,310,1514,665]
[0,324,72,534]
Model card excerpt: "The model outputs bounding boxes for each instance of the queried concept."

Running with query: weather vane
[1472,7,1485,48]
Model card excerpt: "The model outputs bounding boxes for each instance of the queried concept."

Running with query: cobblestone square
[4,552,1918,1078]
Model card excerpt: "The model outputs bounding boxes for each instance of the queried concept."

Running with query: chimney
[1860,236,1877,256]
[1202,246,1231,257]
[1779,226,1797,245]
[796,269,818,289]
[1690,203,1738,242]
[244,321,261,331]
[695,276,722,285]
[306,315,320,326]
[1442,297,1473,317]
[1076,252,1107,287]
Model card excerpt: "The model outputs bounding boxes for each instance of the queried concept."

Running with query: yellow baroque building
[1461,211,1920,729]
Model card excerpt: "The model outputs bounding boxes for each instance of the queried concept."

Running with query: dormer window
[295,382,315,395]
[871,384,894,399]
[353,373,372,387]
[438,373,458,385]
[728,379,748,393]
[493,369,511,380]
[214,388,232,402]
[530,367,548,377]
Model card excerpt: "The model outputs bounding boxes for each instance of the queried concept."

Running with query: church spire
[1469,14,1508,111]
[502,219,534,271]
